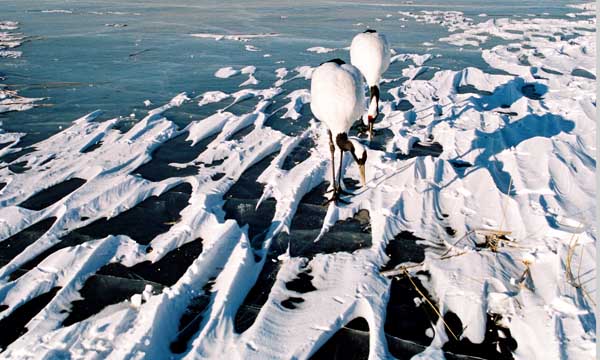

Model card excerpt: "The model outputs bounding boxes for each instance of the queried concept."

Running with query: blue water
[1,0,579,144]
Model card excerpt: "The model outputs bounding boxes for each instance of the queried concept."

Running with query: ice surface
[0,21,44,115]
[0,1,596,359]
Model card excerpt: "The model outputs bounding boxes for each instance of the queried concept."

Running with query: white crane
[350,29,391,141]
[311,59,368,205]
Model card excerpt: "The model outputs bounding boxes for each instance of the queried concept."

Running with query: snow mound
[0,4,596,360]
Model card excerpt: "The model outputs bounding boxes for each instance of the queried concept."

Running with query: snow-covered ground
[0,1,595,359]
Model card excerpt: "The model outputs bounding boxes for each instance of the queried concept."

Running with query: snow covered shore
[0,21,43,115]
[0,2,595,359]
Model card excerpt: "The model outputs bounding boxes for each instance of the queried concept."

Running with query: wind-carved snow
[214,66,260,86]
[0,21,44,112]
[0,3,596,360]
[391,53,435,66]
[190,33,280,42]
[0,20,44,130]
[245,45,260,52]
[306,46,338,54]
[214,67,239,79]
[239,66,259,87]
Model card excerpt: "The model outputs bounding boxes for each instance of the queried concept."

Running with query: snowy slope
[0,2,595,360]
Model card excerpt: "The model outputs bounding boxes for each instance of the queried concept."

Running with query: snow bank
[306,46,338,54]
[191,33,280,42]
[0,21,44,113]
[0,3,596,360]
[214,67,239,79]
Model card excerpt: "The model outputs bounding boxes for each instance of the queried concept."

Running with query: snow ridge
[0,3,596,359]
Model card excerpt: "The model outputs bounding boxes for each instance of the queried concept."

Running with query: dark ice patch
[397,141,443,160]
[380,231,426,272]
[281,136,315,171]
[0,217,56,267]
[521,83,547,100]
[457,85,492,96]
[19,178,86,211]
[442,311,517,360]
[395,99,415,111]
[311,317,370,360]
[280,296,304,310]
[265,102,313,137]
[277,209,371,260]
[0,287,61,352]
[169,279,214,354]
[540,67,562,76]
[62,275,160,327]
[571,68,596,80]
[62,238,202,328]
[223,153,278,245]
[11,184,192,280]
[80,140,103,153]
[134,132,218,182]
[0,147,35,165]
[8,161,30,174]
[234,256,281,334]
[285,269,317,294]
[64,182,191,246]
[385,271,439,356]
[227,124,255,141]
[98,237,203,287]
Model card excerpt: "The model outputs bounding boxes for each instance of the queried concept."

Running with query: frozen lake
[1,0,580,141]
[0,1,595,359]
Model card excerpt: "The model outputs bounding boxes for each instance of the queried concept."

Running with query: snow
[197,91,230,107]
[190,33,280,42]
[391,53,433,66]
[0,21,19,30]
[277,89,311,120]
[306,46,337,54]
[0,22,44,113]
[40,9,74,14]
[239,66,259,87]
[214,67,239,79]
[0,2,596,359]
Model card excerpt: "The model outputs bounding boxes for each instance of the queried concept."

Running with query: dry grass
[517,259,534,291]
[476,229,513,252]
[403,268,459,341]
[439,229,514,259]
[565,235,596,307]
[380,265,459,341]
[380,262,423,278]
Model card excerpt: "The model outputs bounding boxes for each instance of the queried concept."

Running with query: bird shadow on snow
[441,77,574,196]
[461,113,574,195]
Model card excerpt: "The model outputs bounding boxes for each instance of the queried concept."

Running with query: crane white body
[350,31,391,87]
[350,30,391,128]
[310,59,368,204]
[310,61,364,138]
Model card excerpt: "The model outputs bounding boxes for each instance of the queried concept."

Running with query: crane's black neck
[369,86,380,119]
[369,86,380,103]
[335,133,353,152]
[321,58,345,66]
[364,29,377,33]
[335,133,365,164]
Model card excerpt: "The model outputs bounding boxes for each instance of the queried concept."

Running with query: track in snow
[0,4,596,359]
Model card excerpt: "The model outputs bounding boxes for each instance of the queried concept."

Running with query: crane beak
[367,117,374,142]
[359,163,366,186]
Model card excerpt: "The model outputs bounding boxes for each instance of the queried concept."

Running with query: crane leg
[323,131,349,205]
